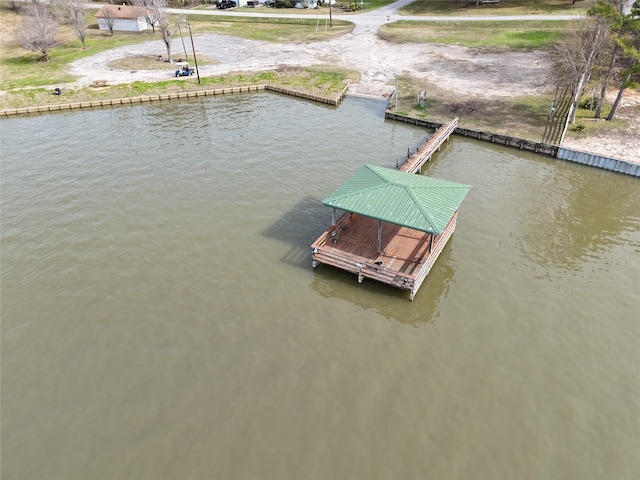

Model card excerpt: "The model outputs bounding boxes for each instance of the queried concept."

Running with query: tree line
[14,0,180,62]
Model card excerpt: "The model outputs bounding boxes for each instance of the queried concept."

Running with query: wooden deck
[311,118,460,300]
[312,212,458,300]
[400,117,458,174]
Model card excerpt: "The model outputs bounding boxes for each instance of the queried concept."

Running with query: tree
[131,0,173,59]
[52,0,86,47]
[153,0,174,62]
[607,6,640,120]
[586,0,640,118]
[130,0,158,33]
[16,3,59,61]
[101,6,117,36]
[587,1,621,118]
[553,15,611,142]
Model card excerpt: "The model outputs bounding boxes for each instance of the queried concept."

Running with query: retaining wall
[385,112,559,157]
[385,111,639,177]
[557,147,640,176]
[0,83,349,117]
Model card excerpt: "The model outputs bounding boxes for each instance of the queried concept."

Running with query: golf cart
[175,62,195,77]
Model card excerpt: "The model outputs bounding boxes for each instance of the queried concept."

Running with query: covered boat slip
[311,163,470,300]
[311,211,459,300]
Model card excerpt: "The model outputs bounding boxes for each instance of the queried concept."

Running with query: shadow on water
[311,243,457,326]
[262,196,331,270]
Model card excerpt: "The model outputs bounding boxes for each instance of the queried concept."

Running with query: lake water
[2,94,639,480]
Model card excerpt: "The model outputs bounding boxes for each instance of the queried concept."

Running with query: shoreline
[3,84,637,176]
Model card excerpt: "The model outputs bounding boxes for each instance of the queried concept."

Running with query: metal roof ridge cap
[404,184,439,234]
[364,163,392,182]
[323,182,387,205]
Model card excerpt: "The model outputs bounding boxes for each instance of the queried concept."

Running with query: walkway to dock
[398,117,458,174]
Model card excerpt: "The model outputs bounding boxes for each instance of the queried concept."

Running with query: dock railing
[399,117,458,174]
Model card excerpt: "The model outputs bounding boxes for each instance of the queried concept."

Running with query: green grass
[0,66,358,110]
[566,103,627,139]
[352,0,398,12]
[391,74,557,140]
[398,0,596,16]
[185,14,353,41]
[379,20,567,48]
[0,6,354,91]
[1,31,167,90]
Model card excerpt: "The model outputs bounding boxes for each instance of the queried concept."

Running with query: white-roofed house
[95,5,154,33]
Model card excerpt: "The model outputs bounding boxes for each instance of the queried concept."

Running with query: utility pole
[394,73,398,110]
[176,16,188,61]
[186,20,200,84]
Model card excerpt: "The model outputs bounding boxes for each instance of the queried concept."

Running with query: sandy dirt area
[65,6,640,164]
[560,90,640,163]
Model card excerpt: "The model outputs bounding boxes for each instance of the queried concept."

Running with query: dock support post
[356,263,363,283]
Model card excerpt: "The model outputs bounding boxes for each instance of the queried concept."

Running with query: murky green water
[2,94,639,480]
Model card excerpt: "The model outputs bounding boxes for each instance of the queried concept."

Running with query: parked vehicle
[175,62,195,77]
[216,0,236,8]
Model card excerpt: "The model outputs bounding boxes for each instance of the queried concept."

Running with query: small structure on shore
[311,163,470,300]
[95,6,154,33]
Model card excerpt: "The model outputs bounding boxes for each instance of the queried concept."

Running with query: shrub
[583,96,598,109]
[334,2,360,11]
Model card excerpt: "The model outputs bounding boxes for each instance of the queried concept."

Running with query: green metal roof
[322,164,471,234]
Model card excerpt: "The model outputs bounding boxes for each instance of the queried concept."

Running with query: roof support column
[331,208,336,226]
[377,220,382,254]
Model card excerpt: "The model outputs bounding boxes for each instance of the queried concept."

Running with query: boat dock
[311,118,469,300]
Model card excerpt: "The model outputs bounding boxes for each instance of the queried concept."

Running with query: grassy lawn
[392,75,554,139]
[185,14,353,41]
[379,20,567,48]
[398,0,596,16]
[390,74,633,145]
[0,5,353,91]
[0,65,359,110]
[0,27,165,90]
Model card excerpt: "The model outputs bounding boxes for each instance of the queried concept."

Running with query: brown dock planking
[311,118,464,300]
[311,212,457,300]
[400,117,458,174]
